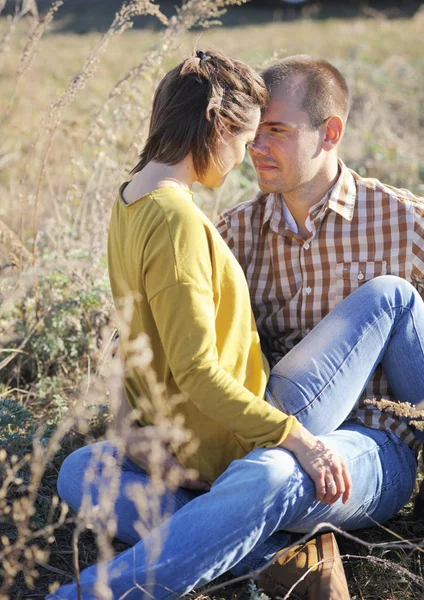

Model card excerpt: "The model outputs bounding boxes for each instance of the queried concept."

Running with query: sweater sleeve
[149,282,298,448]
[144,198,299,449]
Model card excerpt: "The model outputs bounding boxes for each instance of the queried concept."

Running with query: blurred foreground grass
[0,4,424,598]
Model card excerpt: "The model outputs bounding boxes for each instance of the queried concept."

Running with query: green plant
[0,261,112,418]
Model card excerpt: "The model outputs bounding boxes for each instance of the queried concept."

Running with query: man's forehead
[269,74,307,104]
[260,78,310,126]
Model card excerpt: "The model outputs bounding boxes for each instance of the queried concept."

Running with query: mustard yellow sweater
[108,185,299,482]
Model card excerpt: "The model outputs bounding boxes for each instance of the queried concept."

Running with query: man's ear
[322,116,344,151]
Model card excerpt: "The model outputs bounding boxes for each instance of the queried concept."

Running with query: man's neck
[282,160,340,238]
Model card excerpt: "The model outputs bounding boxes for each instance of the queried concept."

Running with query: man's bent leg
[266,275,424,435]
[233,421,416,579]
[48,423,416,599]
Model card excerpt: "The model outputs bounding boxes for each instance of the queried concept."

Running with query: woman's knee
[222,447,300,496]
[57,441,117,510]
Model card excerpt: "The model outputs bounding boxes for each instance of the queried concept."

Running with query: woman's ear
[322,116,344,151]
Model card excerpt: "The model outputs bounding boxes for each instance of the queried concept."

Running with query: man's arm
[215,211,235,250]
[412,202,424,298]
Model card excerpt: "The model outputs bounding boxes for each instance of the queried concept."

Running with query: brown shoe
[257,532,350,599]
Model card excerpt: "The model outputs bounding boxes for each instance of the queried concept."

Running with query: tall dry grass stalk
[1,1,424,598]
[0,0,38,66]
[19,0,168,304]
[1,0,62,128]
[0,412,79,596]
[1,3,251,596]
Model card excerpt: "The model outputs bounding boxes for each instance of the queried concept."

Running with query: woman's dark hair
[131,49,268,177]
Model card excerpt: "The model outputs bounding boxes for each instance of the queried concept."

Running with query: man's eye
[271,128,287,134]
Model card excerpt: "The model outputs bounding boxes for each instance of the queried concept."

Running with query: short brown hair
[131,50,268,177]
[261,54,349,128]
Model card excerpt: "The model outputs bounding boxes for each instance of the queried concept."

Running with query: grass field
[1,1,424,598]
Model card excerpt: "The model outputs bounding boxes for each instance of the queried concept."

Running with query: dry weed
[0,1,424,598]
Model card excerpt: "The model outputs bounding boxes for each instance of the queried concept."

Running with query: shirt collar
[260,159,356,234]
[326,159,357,221]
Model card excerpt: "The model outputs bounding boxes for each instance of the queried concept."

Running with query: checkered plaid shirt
[216,160,424,451]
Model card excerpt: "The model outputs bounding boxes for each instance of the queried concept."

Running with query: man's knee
[361,275,422,308]
[365,274,416,297]
[220,447,301,496]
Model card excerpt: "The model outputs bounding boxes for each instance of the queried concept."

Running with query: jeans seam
[391,304,424,358]
[268,375,307,412]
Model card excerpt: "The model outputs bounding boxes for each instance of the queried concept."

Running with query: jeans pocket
[332,261,387,304]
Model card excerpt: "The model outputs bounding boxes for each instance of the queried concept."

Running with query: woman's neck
[123,157,196,204]
[141,158,196,190]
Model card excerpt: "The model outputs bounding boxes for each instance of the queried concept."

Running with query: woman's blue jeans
[49,276,423,599]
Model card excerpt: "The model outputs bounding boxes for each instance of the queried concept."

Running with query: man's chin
[256,176,282,194]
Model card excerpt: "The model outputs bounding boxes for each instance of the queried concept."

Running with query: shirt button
[358,272,364,281]
[303,243,310,250]
[305,286,312,295]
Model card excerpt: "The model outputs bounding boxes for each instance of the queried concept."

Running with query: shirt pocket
[333,261,387,304]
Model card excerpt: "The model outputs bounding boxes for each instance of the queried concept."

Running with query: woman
[50,50,423,599]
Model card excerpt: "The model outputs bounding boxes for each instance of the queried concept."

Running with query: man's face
[249,80,325,196]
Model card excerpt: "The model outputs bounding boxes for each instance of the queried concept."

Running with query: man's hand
[281,425,352,505]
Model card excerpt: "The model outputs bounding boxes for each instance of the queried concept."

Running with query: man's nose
[249,133,269,157]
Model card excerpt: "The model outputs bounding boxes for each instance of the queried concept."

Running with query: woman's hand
[281,425,352,505]
[111,383,210,492]
[124,425,211,492]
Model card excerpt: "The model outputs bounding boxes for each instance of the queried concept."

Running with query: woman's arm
[112,383,210,491]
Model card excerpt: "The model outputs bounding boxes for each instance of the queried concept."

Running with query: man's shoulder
[350,168,424,211]
[217,190,271,226]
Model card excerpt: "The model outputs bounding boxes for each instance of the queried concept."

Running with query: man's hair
[131,50,268,177]
[261,54,350,128]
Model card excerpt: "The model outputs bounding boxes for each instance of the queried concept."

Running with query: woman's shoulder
[149,185,195,208]
[149,186,206,229]
[116,183,216,248]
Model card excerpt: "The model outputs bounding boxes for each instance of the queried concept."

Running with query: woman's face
[200,107,261,188]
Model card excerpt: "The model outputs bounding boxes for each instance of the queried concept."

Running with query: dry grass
[0,1,424,598]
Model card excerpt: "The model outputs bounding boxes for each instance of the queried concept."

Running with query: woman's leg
[58,441,202,546]
[48,424,416,600]
[266,275,424,435]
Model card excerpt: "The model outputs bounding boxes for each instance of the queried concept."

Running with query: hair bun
[196,50,211,63]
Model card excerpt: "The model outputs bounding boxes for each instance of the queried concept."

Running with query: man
[215,54,424,596]
[50,56,424,600]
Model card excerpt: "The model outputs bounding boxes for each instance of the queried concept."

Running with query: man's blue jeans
[49,276,423,599]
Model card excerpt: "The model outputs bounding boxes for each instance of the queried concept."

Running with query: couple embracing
[49,50,424,600]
